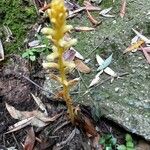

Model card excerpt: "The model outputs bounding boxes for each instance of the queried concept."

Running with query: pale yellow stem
[58,47,75,123]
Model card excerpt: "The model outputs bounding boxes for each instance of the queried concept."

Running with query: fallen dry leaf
[75,107,97,137]
[99,7,115,18]
[31,93,48,116]
[74,26,95,32]
[86,10,101,26]
[120,0,127,18]
[74,59,91,73]
[24,127,35,150]
[96,54,117,77]
[136,140,150,150]
[138,46,150,53]
[84,1,101,11]
[63,49,76,61]
[123,40,145,54]
[141,46,150,64]
[132,28,150,44]
[89,70,103,87]
[68,7,85,18]
[6,117,34,134]
[6,103,62,130]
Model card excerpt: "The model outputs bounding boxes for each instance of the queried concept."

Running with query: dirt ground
[0,55,149,150]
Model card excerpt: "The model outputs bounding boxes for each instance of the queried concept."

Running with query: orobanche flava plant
[41,0,77,123]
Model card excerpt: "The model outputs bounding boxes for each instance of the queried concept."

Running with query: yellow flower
[41,0,77,123]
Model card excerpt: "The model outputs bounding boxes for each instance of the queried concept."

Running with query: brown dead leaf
[120,0,127,18]
[136,140,150,150]
[74,26,95,32]
[39,3,50,12]
[74,59,91,73]
[68,78,80,87]
[84,1,101,11]
[75,106,97,137]
[6,103,62,130]
[141,46,150,64]
[123,40,145,54]
[54,90,64,100]
[86,10,101,26]
[24,127,35,150]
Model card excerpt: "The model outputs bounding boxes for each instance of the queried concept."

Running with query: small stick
[52,120,70,134]
[12,133,21,149]
[92,72,129,89]
[20,73,55,96]
[56,128,76,147]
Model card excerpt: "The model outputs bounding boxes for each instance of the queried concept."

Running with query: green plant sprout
[99,134,135,150]
[22,34,50,61]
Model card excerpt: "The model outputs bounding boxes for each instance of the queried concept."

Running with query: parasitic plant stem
[41,0,77,123]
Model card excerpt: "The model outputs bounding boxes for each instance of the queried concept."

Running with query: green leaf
[97,54,113,71]
[105,134,112,140]
[29,55,36,61]
[99,137,106,144]
[117,145,126,150]
[126,141,134,148]
[106,146,112,150]
[28,50,34,55]
[110,137,117,146]
[125,134,132,142]
[22,52,29,58]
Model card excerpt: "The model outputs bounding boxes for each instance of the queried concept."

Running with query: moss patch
[0,0,37,54]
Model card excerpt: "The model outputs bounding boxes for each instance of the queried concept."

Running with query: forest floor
[0,0,150,149]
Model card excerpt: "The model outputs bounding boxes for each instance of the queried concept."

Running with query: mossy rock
[70,0,150,140]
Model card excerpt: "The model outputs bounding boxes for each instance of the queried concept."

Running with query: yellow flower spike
[68,78,80,87]
[42,62,59,69]
[64,61,76,69]
[41,27,54,35]
[46,35,52,40]
[46,52,59,61]
[64,39,77,49]
[58,39,67,47]
[63,25,73,33]
[52,45,58,51]
[50,74,68,86]
[51,18,56,24]
[42,0,76,124]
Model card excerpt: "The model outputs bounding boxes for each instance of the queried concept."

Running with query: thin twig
[12,133,21,149]
[81,72,129,98]
[77,71,96,103]
[52,120,70,134]
[56,128,76,147]
[93,72,129,89]
[20,74,55,96]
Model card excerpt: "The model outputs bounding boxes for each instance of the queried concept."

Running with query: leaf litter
[124,28,150,64]
[5,103,62,133]
[89,54,117,87]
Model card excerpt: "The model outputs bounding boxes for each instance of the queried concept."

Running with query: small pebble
[115,87,119,92]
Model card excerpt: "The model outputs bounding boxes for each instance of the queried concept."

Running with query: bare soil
[0,55,126,150]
